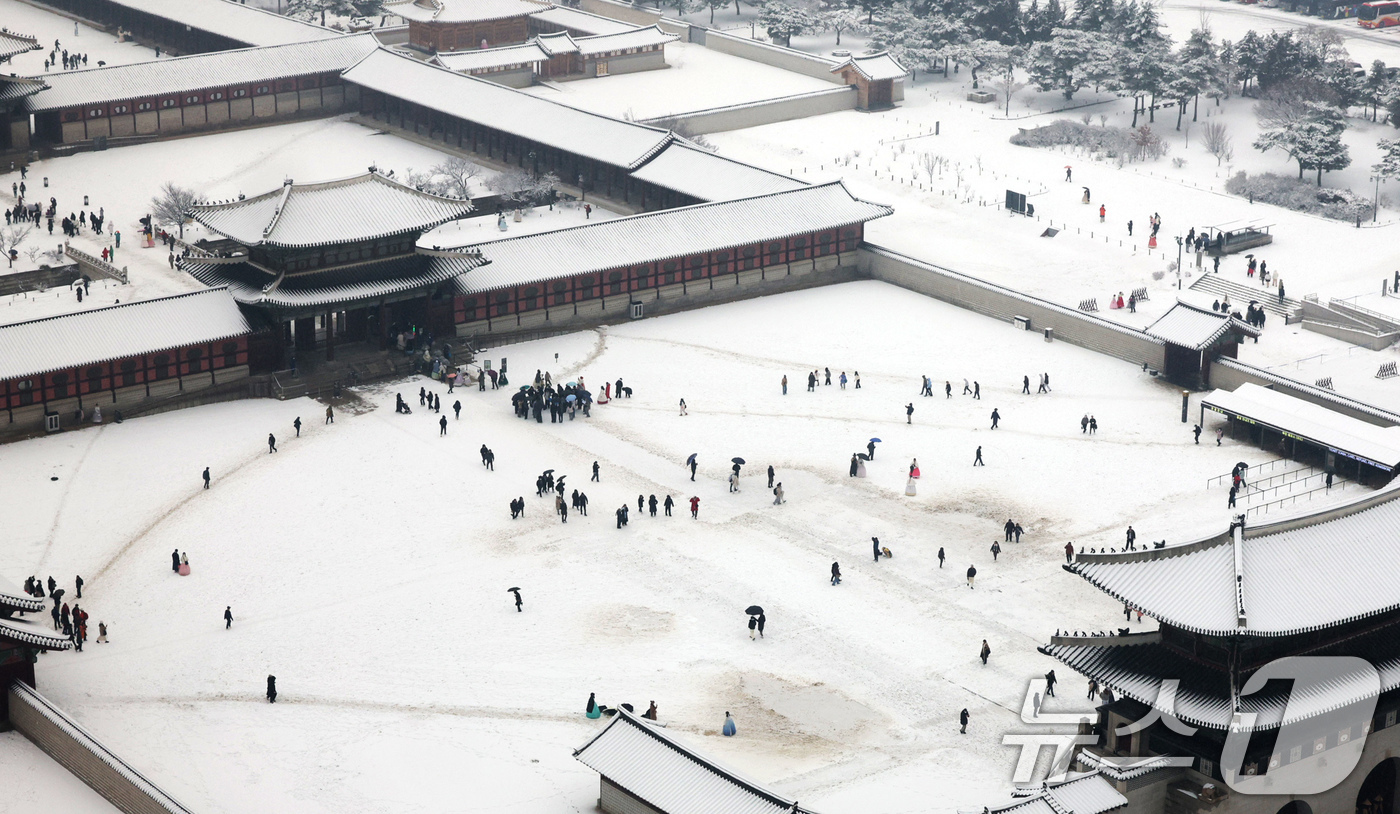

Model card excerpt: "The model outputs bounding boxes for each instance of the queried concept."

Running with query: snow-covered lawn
[0,281,1349,814]
[521,41,835,120]
[0,117,612,323]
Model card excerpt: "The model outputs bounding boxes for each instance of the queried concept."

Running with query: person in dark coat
[748,615,758,640]
[767,465,775,488]
[906,403,914,424]
[616,507,626,529]
[959,708,970,734]
[202,467,210,489]
[1022,375,1030,394]
[756,614,765,638]
[966,564,977,588]
[990,541,1001,561]
[831,562,841,585]
[439,415,448,435]
[1228,485,1237,508]
[267,675,277,703]
[511,588,523,612]
[172,550,181,572]
[980,639,991,665]
[1193,424,1202,444]
[938,547,945,568]
[974,446,984,466]
[850,454,859,477]
[293,416,301,437]
[592,461,600,482]
[867,440,876,460]
[1045,670,1057,697]
[872,536,882,562]
[268,433,277,453]
[648,495,658,516]
[224,606,233,629]
[663,495,673,516]
[990,409,1000,429]
[453,400,461,419]
[587,693,598,715]
[1004,519,1015,542]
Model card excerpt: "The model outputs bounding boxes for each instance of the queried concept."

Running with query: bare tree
[1202,121,1233,166]
[430,156,482,198]
[488,167,537,206]
[0,224,33,267]
[919,152,946,183]
[150,182,198,239]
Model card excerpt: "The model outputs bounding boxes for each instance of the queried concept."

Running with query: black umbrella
[732,457,746,465]
[1237,462,1249,470]
[519,385,531,391]
[686,453,698,465]
[744,605,764,616]
[543,469,555,475]
[507,587,520,593]
[857,453,871,461]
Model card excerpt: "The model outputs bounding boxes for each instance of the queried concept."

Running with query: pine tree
[1028,27,1105,99]
[759,0,819,46]
[1234,30,1266,95]
[1254,102,1350,185]
[1068,0,1117,32]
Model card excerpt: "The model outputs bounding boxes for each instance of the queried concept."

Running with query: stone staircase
[1189,274,1300,320]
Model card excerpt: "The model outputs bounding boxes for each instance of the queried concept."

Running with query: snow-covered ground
[522,41,835,120]
[0,281,1364,814]
[0,117,615,323]
[0,0,158,74]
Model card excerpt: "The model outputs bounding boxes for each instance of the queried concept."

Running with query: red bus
[1360,1,1400,27]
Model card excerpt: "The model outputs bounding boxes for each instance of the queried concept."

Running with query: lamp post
[1371,174,1387,223]
[1175,235,1184,290]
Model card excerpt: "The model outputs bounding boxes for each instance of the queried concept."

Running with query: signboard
[1005,189,1027,215]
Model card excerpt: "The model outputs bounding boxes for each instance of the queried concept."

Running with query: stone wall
[701,30,845,83]
[1208,358,1400,428]
[641,86,856,135]
[2,366,250,436]
[860,244,1167,369]
[7,681,196,814]
[0,264,82,297]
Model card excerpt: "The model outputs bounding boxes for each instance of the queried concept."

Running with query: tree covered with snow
[819,2,864,45]
[284,0,382,25]
[150,182,198,237]
[1373,138,1400,182]
[758,0,819,46]
[1254,102,1350,185]
[1166,28,1222,129]
[1027,28,1108,100]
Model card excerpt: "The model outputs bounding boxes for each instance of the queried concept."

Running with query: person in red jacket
[689,496,700,518]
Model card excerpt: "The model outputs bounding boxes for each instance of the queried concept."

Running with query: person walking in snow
[729,472,739,493]
[1022,375,1030,394]
[202,467,210,489]
[439,415,448,436]
[649,494,658,516]
[1125,526,1136,550]
[689,496,700,518]
[1081,414,1089,434]
[1044,670,1057,697]
[767,465,775,489]
[825,367,831,386]
[225,606,233,629]
[592,461,600,482]
[1228,485,1237,508]
[945,381,952,398]
[267,433,277,453]
[1004,519,1015,542]
[840,371,847,389]
[773,483,784,505]
[453,400,461,420]
[966,564,977,588]
[980,639,991,665]
[867,440,876,460]
[757,614,766,638]
[906,403,914,424]
[963,378,971,395]
[663,495,673,516]
[723,712,737,736]
[325,404,334,424]
[990,541,1001,561]
[959,708,969,734]
[938,547,946,568]
[1065,541,1075,563]
[872,536,882,562]
[850,454,859,477]
[1193,424,1202,444]
[293,416,301,437]
[973,382,981,399]
[172,549,181,573]
[748,615,758,640]
[807,371,816,392]
[679,398,688,416]
[511,588,523,612]
[990,409,1000,429]
[974,446,984,466]
[267,675,277,703]
[831,562,842,585]
[1089,416,1097,434]
[782,374,788,395]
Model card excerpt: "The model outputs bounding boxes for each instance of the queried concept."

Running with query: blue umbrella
[869,437,883,444]
[566,394,577,403]
[686,453,698,465]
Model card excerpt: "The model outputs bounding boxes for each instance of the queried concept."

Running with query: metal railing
[1238,470,1342,505]
[1205,458,1289,488]
[1245,478,1351,518]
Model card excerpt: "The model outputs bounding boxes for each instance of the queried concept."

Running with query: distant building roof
[574,25,677,56]
[629,142,807,202]
[573,709,822,814]
[1069,482,1400,637]
[341,47,677,170]
[1042,635,1400,731]
[387,0,550,23]
[0,617,74,650]
[0,29,41,62]
[0,288,251,381]
[185,253,482,309]
[21,34,379,113]
[78,0,341,47]
[1145,301,1259,350]
[830,51,907,81]
[0,75,48,104]
[443,181,892,293]
[189,171,474,249]
[1214,358,1400,427]
[434,41,550,72]
[529,5,637,35]
[1203,383,1400,471]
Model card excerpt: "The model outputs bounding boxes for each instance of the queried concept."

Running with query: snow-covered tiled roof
[574,25,677,56]
[1074,750,1183,782]
[341,47,676,170]
[74,0,339,47]
[185,253,482,309]
[1042,772,1130,814]
[434,42,550,72]
[189,172,474,249]
[1145,301,1259,350]
[534,31,580,55]
[388,0,549,23]
[573,709,821,814]
[0,75,48,103]
[21,34,378,113]
[0,575,45,615]
[0,30,41,61]
[1042,637,1400,731]
[1070,483,1400,636]
[529,5,637,35]
[443,181,891,293]
[1203,383,1400,471]
[1214,358,1400,426]
[0,288,252,381]
[628,143,807,203]
[0,618,73,650]
[831,51,907,81]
